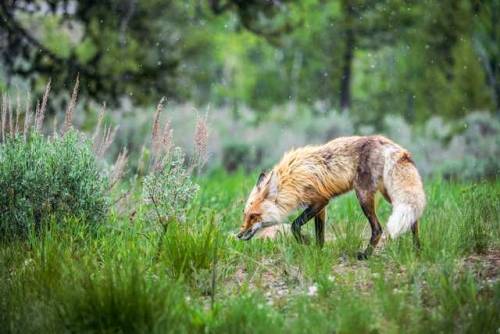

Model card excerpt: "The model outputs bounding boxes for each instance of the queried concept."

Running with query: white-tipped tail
[386,204,419,238]
[383,146,426,239]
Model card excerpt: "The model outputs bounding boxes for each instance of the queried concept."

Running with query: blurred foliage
[0,0,209,105]
[110,100,498,179]
[0,0,498,121]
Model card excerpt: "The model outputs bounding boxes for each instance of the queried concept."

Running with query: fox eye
[249,213,260,220]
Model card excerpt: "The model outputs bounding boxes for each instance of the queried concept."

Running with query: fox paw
[293,232,311,245]
[357,251,368,260]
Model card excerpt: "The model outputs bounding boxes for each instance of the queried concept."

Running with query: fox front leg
[292,205,324,244]
[314,208,327,247]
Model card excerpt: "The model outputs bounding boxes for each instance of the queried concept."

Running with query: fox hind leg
[411,220,421,251]
[355,139,385,259]
[314,208,327,247]
[355,190,383,260]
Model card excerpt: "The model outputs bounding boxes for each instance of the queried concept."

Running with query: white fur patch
[255,224,289,239]
[386,204,417,238]
[251,222,263,233]
[261,200,285,224]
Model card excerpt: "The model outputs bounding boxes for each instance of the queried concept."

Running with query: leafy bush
[0,131,109,238]
[222,142,262,172]
[381,111,500,180]
[439,113,500,180]
[143,147,200,229]
[141,99,209,262]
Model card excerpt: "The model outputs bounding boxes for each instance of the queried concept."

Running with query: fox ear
[256,170,267,187]
[265,171,278,200]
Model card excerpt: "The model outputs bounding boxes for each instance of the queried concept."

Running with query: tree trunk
[339,1,355,112]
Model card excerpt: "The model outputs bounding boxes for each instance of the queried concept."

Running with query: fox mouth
[237,222,277,241]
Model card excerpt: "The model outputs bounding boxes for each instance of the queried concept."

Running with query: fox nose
[236,231,244,239]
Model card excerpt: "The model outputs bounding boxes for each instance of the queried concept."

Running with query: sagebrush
[0,132,109,238]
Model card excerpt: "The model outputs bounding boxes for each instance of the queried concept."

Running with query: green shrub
[143,147,199,228]
[0,131,109,238]
[222,142,262,172]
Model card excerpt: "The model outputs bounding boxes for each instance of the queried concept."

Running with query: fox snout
[239,170,282,241]
[237,221,262,241]
[237,221,279,241]
[236,224,254,240]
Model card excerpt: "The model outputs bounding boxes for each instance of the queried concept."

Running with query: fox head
[237,171,282,240]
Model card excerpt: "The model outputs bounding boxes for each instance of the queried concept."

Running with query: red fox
[237,135,426,258]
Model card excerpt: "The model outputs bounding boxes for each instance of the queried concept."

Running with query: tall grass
[159,216,221,282]
[1,176,498,333]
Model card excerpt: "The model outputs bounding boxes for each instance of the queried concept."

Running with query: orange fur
[239,135,426,242]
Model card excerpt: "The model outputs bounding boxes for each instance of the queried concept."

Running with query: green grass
[1,172,499,333]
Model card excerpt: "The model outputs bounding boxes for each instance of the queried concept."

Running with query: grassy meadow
[1,169,499,333]
[2,1,500,332]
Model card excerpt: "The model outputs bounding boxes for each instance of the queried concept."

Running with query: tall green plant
[142,99,207,257]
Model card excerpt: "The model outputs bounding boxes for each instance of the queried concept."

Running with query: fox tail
[384,150,426,238]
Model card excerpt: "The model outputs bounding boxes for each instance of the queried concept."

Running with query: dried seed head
[8,95,13,136]
[92,103,118,158]
[92,103,106,144]
[1,94,6,141]
[34,100,41,132]
[161,119,173,155]
[110,148,128,188]
[94,121,118,158]
[152,97,166,156]
[194,111,209,171]
[101,125,119,157]
[63,75,79,135]
[36,80,51,132]
[15,92,21,135]
[23,92,32,140]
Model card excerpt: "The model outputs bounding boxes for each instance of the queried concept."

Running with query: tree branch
[0,2,96,79]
